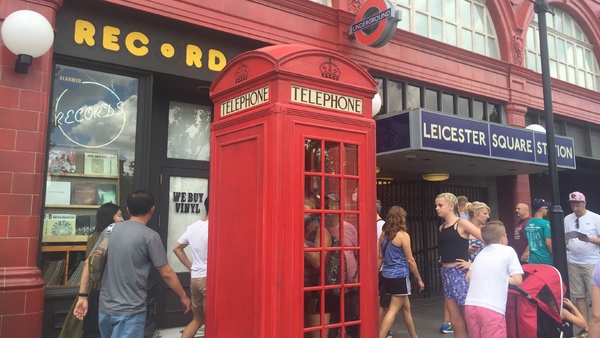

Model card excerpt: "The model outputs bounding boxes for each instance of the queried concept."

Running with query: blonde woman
[436,193,483,338]
[378,206,424,338]
[466,201,491,261]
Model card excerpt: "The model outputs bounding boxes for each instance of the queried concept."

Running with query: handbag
[88,223,115,283]
[82,288,100,333]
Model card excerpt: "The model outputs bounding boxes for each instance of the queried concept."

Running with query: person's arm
[157,264,191,314]
[545,238,552,253]
[400,232,424,292]
[590,285,600,337]
[458,219,483,243]
[521,245,530,262]
[508,273,523,286]
[74,258,90,320]
[377,232,385,271]
[173,242,192,271]
[563,297,588,330]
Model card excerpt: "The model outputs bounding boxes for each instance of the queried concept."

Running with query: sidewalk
[388,295,446,338]
[154,296,447,338]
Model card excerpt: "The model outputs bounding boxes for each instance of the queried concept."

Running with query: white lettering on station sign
[220,86,270,116]
[291,85,363,114]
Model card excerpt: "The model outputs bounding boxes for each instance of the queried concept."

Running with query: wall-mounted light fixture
[372,92,382,116]
[526,123,547,133]
[1,10,54,74]
[422,173,449,182]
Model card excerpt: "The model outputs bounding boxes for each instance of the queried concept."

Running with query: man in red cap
[565,191,600,330]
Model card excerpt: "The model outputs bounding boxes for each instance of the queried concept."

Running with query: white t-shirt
[465,244,523,315]
[565,210,600,265]
[376,219,385,245]
[177,219,209,278]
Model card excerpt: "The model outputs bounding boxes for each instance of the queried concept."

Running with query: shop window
[304,139,360,337]
[42,65,139,287]
[167,101,211,161]
[166,177,209,272]
[441,93,455,115]
[386,79,403,113]
[472,100,485,121]
[375,75,504,123]
[406,85,421,109]
[424,89,438,110]
[526,7,600,91]
[591,130,600,159]
[457,96,469,117]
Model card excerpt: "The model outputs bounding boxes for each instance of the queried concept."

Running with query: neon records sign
[53,68,127,148]
[349,0,401,48]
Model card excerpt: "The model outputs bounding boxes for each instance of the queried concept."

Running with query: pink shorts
[465,305,506,338]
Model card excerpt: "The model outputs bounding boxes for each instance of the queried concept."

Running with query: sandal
[386,331,393,338]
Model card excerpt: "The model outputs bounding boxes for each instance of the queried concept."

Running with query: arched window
[526,7,600,91]
[394,0,499,58]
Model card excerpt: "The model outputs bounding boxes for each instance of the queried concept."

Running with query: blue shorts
[441,265,469,306]
[99,311,146,338]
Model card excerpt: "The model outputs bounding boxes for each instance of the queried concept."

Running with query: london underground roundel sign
[349,0,401,48]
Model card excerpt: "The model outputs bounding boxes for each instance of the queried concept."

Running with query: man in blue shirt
[522,198,553,265]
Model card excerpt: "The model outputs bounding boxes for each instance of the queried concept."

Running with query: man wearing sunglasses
[565,191,600,330]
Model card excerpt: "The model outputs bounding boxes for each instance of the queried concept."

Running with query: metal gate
[377,182,487,297]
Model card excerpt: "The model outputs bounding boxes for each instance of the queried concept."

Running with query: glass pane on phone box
[305,213,323,249]
[304,251,323,287]
[305,138,322,172]
[325,141,341,174]
[324,178,340,210]
[344,179,358,211]
[344,214,358,239]
[344,144,358,176]
[344,249,359,283]
[304,177,321,205]
[304,291,323,328]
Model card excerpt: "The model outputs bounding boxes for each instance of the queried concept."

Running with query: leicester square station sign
[349,0,401,48]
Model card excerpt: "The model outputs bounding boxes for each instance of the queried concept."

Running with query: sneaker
[440,322,453,333]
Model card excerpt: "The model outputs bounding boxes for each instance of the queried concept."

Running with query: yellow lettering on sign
[125,32,149,56]
[186,44,203,68]
[103,26,121,51]
[208,49,226,71]
[161,43,175,58]
[74,20,96,46]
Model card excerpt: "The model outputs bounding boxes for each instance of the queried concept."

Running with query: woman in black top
[436,192,483,338]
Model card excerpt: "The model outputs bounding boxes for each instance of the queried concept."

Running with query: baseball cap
[532,198,551,210]
[568,191,586,202]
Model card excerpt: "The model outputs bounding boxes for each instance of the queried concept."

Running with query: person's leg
[98,312,114,338]
[182,277,205,338]
[379,295,405,338]
[570,263,589,329]
[400,297,418,338]
[111,311,146,338]
[464,305,481,338]
[446,298,468,338]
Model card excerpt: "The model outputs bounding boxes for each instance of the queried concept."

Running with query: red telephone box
[208,44,377,338]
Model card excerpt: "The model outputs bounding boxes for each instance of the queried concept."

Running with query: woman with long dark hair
[378,206,424,338]
[59,203,123,338]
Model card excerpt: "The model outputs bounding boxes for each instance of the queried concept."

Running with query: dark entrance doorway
[377,182,487,297]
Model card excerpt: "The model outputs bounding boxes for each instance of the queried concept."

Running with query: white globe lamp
[1,10,54,74]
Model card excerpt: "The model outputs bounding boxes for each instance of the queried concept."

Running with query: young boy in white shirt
[465,220,524,338]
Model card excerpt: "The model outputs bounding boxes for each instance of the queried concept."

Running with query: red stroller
[506,264,566,338]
